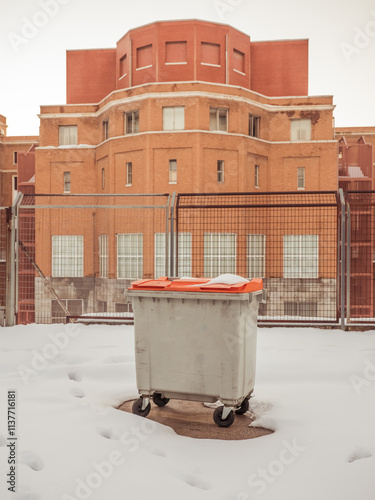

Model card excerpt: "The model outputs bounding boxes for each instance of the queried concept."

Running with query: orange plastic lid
[128,277,263,293]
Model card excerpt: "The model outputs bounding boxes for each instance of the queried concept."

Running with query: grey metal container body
[128,289,263,406]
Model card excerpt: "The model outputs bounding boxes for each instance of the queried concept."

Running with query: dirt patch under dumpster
[117,399,273,440]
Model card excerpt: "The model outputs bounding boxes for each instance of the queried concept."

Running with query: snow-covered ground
[0,323,375,500]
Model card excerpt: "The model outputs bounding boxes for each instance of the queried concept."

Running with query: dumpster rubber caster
[132,397,151,417]
[213,406,235,427]
[153,393,170,407]
[235,398,249,415]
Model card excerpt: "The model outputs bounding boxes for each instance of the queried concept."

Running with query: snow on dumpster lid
[128,275,263,293]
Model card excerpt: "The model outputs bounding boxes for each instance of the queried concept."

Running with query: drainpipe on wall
[129,38,133,87]
[225,34,228,84]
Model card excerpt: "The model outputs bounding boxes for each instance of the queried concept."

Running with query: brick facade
[13,19,360,323]
[0,115,38,206]
[66,20,308,105]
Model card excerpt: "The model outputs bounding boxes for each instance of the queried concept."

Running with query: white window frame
[124,110,139,134]
[209,107,228,132]
[169,159,177,184]
[12,175,17,204]
[63,171,71,193]
[297,167,305,189]
[163,106,185,130]
[283,235,319,278]
[126,162,132,186]
[154,233,169,277]
[255,164,260,189]
[217,160,224,183]
[154,233,192,278]
[204,233,236,277]
[59,125,77,146]
[290,119,311,142]
[52,235,83,277]
[99,234,108,278]
[247,234,266,278]
[117,233,143,279]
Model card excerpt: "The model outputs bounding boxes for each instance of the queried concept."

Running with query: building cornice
[39,89,334,122]
[0,138,38,145]
[335,131,375,136]
[99,81,328,107]
[36,129,337,149]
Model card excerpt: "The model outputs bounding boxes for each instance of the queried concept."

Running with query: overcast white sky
[1,0,374,136]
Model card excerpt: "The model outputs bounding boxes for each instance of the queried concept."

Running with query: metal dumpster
[127,275,264,427]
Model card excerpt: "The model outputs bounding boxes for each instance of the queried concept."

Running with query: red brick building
[37,20,337,196]
[335,127,375,319]
[28,20,343,322]
[336,127,375,191]
[0,115,38,206]
[0,116,37,324]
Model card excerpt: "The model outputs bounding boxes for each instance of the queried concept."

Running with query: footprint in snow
[144,444,167,458]
[18,450,44,471]
[70,387,85,398]
[97,427,116,440]
[348,449,372,463]
[180,473,211,491]
[68,371,83,382]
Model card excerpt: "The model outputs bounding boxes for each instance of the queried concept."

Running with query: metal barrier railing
[175,191,342,326]
[2,189,374,328]
[10,193,170,325]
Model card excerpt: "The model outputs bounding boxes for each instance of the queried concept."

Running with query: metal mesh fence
[8,190,375,327]
[17,194,170,324]
[175,192,340,324]
[345,191,375,323]
[0,209,8,325]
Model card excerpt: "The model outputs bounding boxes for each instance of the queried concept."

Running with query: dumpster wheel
[153,393,170,407]
[213,406,235,428]
[235,398,249,415]
[132,397,151,417]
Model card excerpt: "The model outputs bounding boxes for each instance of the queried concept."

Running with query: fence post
[5,193,23,326]
[339,189,346,330]
[169,192,176,277]
[346,204,351,324]
[5,207,13,326]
